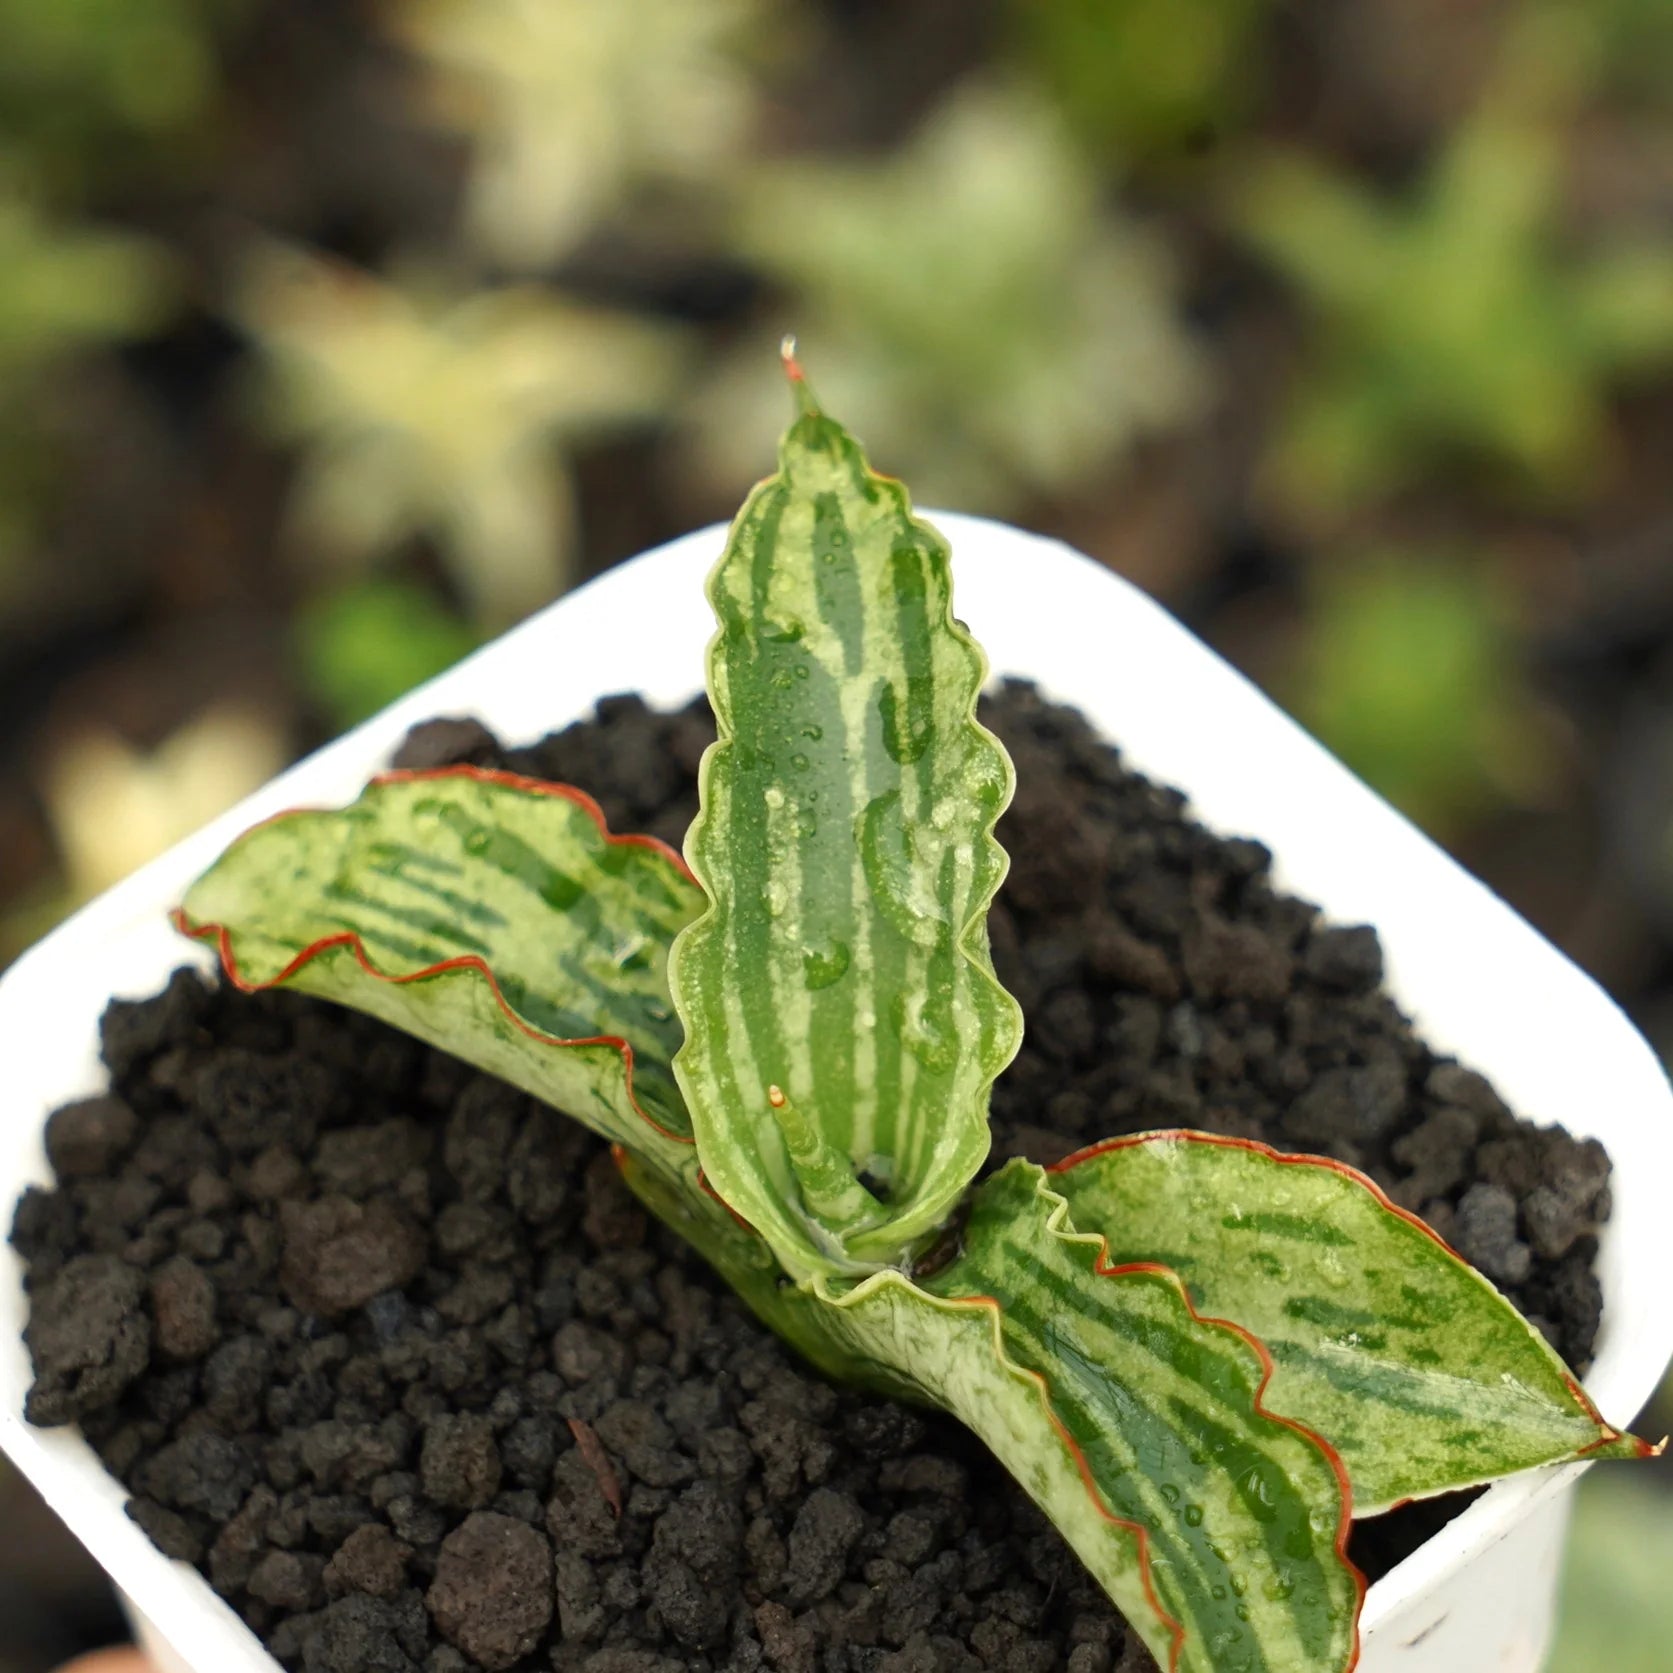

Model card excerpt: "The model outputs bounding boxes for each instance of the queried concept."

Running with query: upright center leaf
[670,356,1022,1275]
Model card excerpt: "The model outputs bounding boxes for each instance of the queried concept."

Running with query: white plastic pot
[3,517,1670,1673]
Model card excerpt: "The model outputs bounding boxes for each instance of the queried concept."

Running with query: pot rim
[2,513,1669,1668]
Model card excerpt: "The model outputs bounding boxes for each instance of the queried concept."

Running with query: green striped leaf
[177,767,704,1177]
[669,364,1022,1276]
[1050,1133,1650,1514]
[625,1150,1360,1673]
[918,1161,1360,1673]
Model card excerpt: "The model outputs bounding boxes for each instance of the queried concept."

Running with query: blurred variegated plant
[691,83,1206,515]
[235,242,687,629]
[0,704,286,966]
[391,0,763,269]
[1234,3,1673,516]
[176,363,1654,1673]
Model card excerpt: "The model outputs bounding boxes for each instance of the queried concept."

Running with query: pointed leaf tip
[1050,1131,1655,1511]
[780,333,819,416]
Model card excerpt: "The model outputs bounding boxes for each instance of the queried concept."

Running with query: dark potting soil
[13,684,1615,1673]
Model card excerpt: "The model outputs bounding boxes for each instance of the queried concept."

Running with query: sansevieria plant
[176,351,1655,1673]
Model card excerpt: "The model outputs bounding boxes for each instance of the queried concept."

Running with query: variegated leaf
[177,767,704,1176]
[623,1150,1361,1673]
[917,1160,1360,1673]
[1051,1133,1652,1514]
[669,359,1022,1276]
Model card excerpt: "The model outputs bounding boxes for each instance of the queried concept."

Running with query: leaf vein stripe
[994,1266,1321,1669]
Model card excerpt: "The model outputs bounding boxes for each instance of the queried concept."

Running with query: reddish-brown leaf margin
[945,1167,1367,1673]
[1051,1130,1656,1459]
[172,764,703,1149]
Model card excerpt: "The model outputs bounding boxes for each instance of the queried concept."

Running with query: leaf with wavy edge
[921,1161,1361,1672]
[620,1149,1359,1673]
[176,766,704,1178]
[669,350,1022,1277]
[1050,1132,1655,1514]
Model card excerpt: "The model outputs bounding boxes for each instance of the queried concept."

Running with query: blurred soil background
[1,0,1671,1667]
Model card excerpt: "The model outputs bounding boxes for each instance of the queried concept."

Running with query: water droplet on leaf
[860,792,947,948]
[894,990,957,1075]
[803,941,852,990]
[613,933,651,970]
[1238,1464,1280,1523]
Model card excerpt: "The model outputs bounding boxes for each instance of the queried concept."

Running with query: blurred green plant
[391,0,763,269]
[0,0,238,192]
[235,241,688,629]
[1234,6,1673,515]
[1548,1456,1673,1673]
[1287,550,1552,833]
[296,576,481,732]
[0,193,175,387]
[1007,0,1268,159]
[0,188,176,581]
[691,81,1206,513]
[1589,0,1673,109]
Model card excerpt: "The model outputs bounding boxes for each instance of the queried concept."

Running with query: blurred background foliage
[689,79,1207,510]
[1,0,1671,1666]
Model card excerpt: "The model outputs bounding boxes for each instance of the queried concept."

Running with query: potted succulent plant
[4,358,1672,1673]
